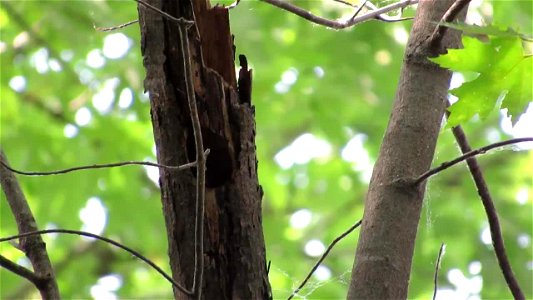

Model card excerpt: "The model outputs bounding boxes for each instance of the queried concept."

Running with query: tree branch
[0,254,43,288]
[448,125,526,300]
[416,137,533,184]
[0,149,60,299]
[260,0,417,29]
[0,229,193,296]
[177,20,207,300]
[429,0,471,49]
[287,219,362,300]
[95,20,139,32]
[0,153,207,176]
[432,243,445,300]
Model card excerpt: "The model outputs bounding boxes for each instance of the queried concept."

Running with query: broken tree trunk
[138,0,271,298]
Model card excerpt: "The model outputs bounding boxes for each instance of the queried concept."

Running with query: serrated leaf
[446,73,502,127]
[434,35,533,127]
[429,37,494,73]
[501,55,533,123]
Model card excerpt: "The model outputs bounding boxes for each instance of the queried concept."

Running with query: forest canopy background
[0,0,532,299]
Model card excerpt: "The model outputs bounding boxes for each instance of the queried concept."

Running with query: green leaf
[501,55,533,121]
[430,37,496,73]
[431,35,532,127]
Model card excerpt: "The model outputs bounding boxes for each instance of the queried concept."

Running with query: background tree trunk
[138,0,271,298]
[348,0,467,299]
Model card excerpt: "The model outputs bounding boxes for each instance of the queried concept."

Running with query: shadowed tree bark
[138,0,271,298]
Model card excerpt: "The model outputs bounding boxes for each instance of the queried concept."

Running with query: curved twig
[0,229,194,296]
[448,125,525,299]
[95,20,139,32]
[260,0,417,29]
[432,243,446,300]
[177,20,207,300]
[416,137,533,184]
[0,152,207,176]
[287,219,362,300]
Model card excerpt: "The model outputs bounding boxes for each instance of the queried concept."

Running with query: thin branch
[331,0,413,23]
[0,150,60,299]
[0,254,42,288]
[415,137,533,184]
[94,20,139,32]
[177,20,206,300]
[0,151,208,176]
[428,0,471,48]
[8,239,99,299]
[359,0,414,22]
[260,0,417,29]
[332,0,357,8]
[0,229,194,296]
[348,0,369,23]
[448,124,525,299]
[287,219,362,300]
[432,243,446,300]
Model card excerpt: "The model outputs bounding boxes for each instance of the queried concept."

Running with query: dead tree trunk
[348,0,467,299]
[138,0,271,298]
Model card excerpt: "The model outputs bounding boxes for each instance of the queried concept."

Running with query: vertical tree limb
[0,149,60,299]
[347,1,467,298]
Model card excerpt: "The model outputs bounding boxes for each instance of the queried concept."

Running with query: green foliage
[430,27,532,127]
[1,1,532,299]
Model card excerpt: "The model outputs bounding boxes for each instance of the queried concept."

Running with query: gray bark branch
[0,149,60,299]
[347,0,467,298]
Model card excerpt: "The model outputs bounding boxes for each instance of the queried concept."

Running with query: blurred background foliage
[0,0,531,299]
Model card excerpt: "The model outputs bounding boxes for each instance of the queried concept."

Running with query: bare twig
[0,255,42,288]
[432,243,446,300]
[94,20,139,32]
[0,229,193,296]
[429,0,471,48]
[0,153,208,176]
[348,0,369,22]
[177,20,207,300]
[287,219,362,300]
[331,0,413,22]
[416,137,533,184]
[260,0,417,29]
[448,123,525,299]
[0,150,60,299]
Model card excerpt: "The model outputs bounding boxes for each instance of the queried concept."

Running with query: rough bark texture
[347,1,466,299]
[138,0,271,299]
